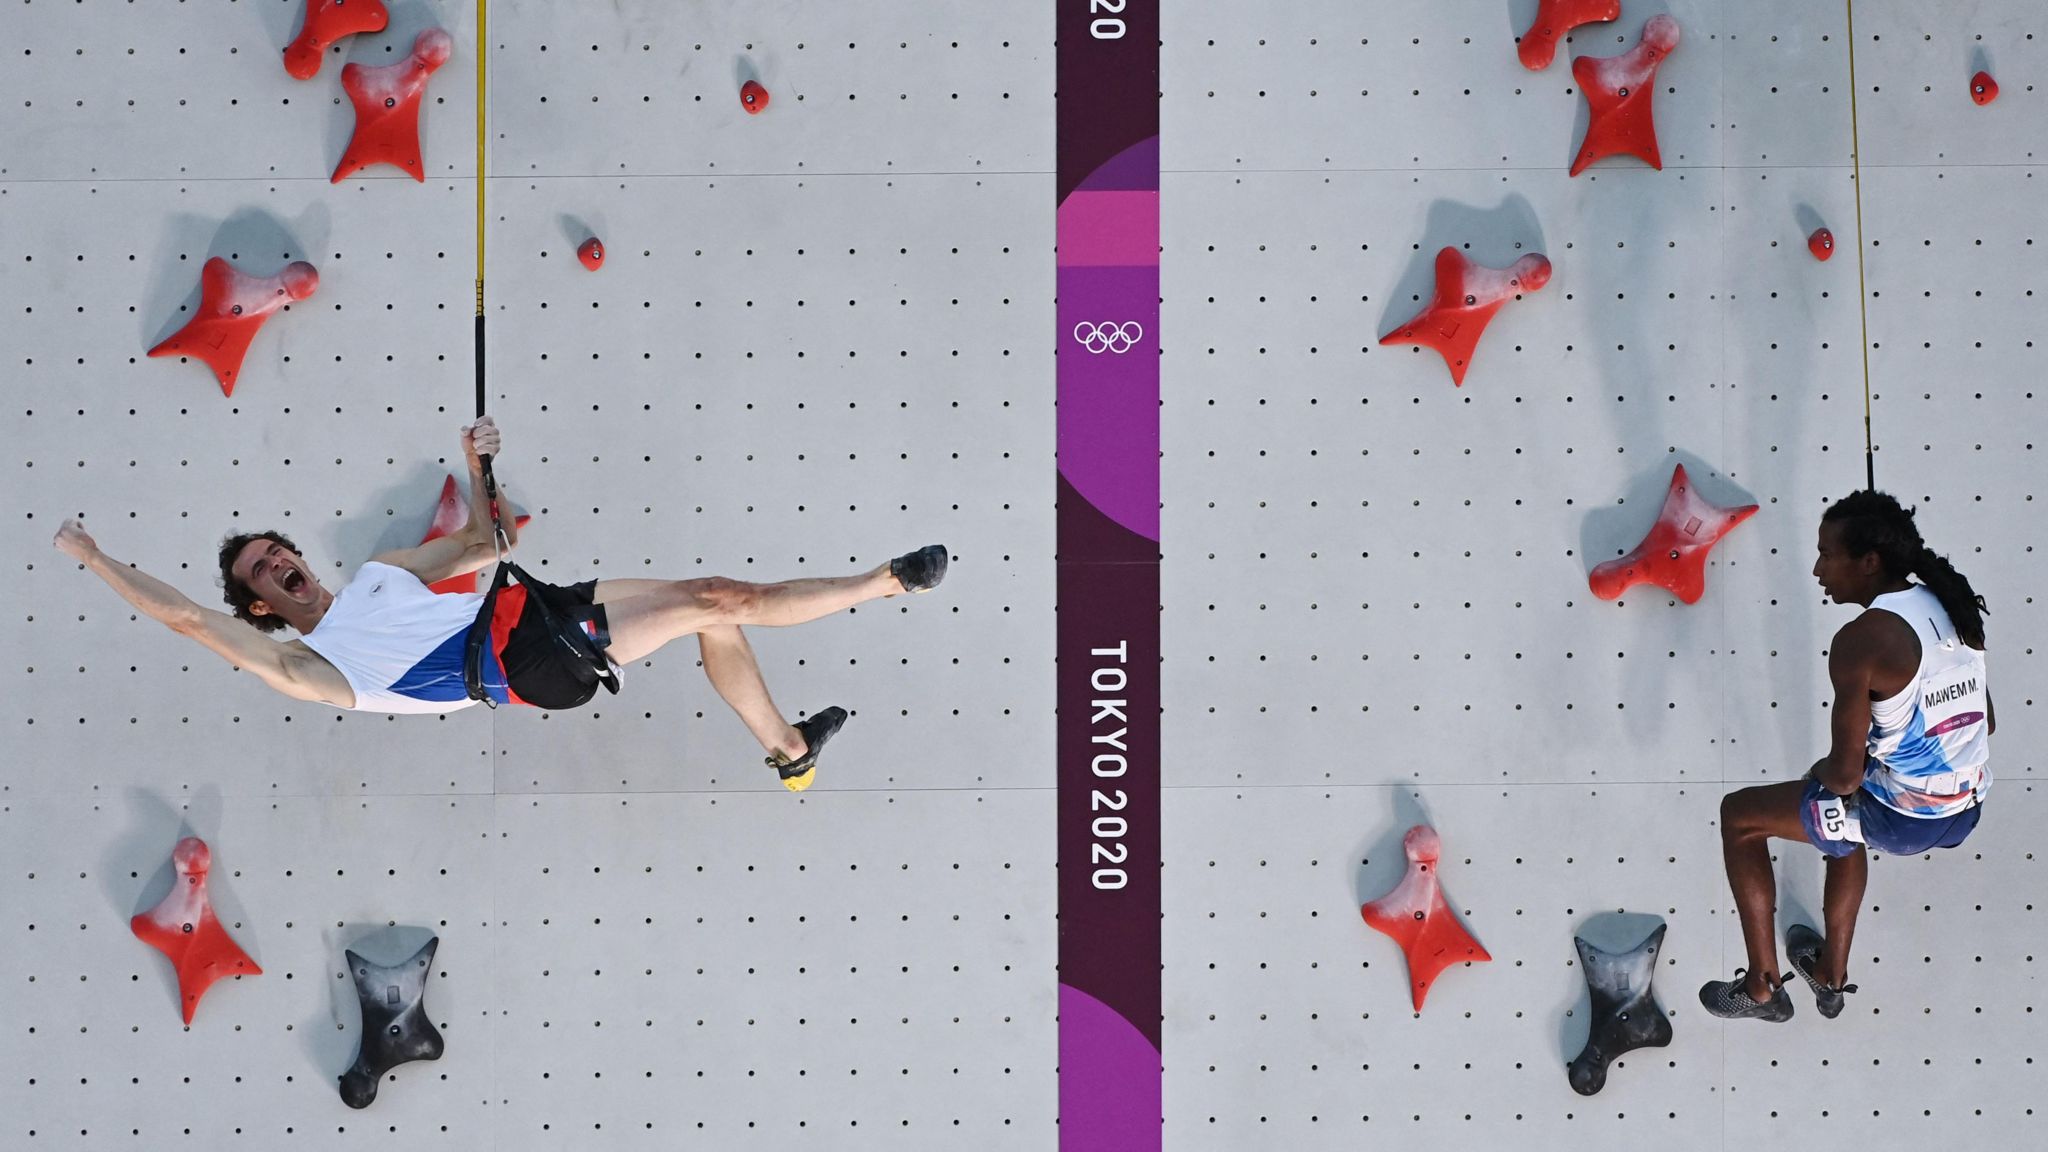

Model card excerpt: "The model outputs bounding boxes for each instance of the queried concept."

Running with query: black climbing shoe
[1785,924,1858,1019]
[1698,969,1794,1022]
[890,545,949,593]
[767,706,848,793]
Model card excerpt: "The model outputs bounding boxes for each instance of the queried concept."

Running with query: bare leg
[596,563,901,665]
[697,624,805,761]
[1718,780,1813,1001]
[1817,847,1868,987]
[592,579,673,605]
[721,566,897,626]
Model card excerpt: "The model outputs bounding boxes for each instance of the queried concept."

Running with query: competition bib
[1812,792,1866,844]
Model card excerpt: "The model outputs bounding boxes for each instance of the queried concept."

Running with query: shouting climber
[1701,490,1993,1021]
[51,416,949,792]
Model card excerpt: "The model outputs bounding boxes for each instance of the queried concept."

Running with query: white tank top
[1860,583,1990,817]
[299,562,505,713]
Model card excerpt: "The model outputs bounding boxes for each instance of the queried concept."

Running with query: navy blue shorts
[1799,776,1983,857]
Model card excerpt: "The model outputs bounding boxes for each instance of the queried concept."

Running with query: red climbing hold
[1518,0,1620,71]
[1588,463,1757,605]
[1969,71,1998,106]
[1380,247,1551,386]
[1362,826,1490,1012]
[282,0,389,81]
[1808,228,1835,261]
[741,79,771,115]
[578,237,605,272]
[148,256,319,396]
[332,28,454,183]
[420,473,531,595]
[130,838,261,1025]
[1570,14,1681,176]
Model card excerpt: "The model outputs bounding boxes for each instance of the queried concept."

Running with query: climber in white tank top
[55,416,955,792]
[1859,583,1990,816]
[1703,490,1995,1024]
[295,561,500,714]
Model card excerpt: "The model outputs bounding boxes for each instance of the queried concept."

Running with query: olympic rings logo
[1072,320,1145,354]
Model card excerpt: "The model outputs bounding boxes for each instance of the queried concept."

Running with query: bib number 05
[1813,793,1866,844]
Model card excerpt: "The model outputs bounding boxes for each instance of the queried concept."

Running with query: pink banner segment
[1058,191,1161,268]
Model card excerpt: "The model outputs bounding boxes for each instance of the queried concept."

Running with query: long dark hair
[1822,491,1987,649]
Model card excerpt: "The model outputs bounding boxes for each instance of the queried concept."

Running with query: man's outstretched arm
[56,519,205,633]
[52,519,350,705]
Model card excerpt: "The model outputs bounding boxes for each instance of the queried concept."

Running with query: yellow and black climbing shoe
[767,706,849,793]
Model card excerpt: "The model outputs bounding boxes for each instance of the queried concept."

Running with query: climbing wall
[5,0,2043,1149]
[1160,0,2043,1149]
[0,1,1054,1149]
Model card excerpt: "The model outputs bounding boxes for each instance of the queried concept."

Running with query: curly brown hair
[217,529,304,633]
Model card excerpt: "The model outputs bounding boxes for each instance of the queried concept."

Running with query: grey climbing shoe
[1785,924,1858,1019]
[1698,969,1794,1022]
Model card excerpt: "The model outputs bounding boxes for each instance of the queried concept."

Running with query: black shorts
[495,577,612,710]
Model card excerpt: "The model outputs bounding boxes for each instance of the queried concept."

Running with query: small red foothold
[1969,71,1998,106]
[421,474,532,595]
[741,80,771,114]
[1808,228,1835,261]
[1589,463,1758,605]
[578,237,605,271]
[130,838,262,1025]
[333,28,454,183]
[1362,826,1491,1012]
[148,257,319,396]
[282,0,390,81]
[1570,14,1682,177]
[1518,0,1621,71]
[1380,247,1552,386]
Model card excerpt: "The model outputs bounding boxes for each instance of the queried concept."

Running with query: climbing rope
[1844,0,1876,490]
[474,0,506,552]
[460,0,511,709]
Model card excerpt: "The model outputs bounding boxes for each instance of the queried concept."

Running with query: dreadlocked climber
[52,416,949,791]
[1700,490,1992,1021]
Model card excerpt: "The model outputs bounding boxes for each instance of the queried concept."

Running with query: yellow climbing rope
[1844,0,1876,489]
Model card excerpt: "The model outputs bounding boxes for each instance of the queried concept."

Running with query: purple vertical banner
[1057,2,1158,1150]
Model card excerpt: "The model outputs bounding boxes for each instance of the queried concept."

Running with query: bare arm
[53,519,352,706]
[177,612,353,706]
[370,528,497,588]
[371,416,517,584]
[1815,622,1877,794]
[465,439,519,553]
[56,518,205,633]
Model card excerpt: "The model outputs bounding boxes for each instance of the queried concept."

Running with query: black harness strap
[462,558,620,707]
[460,558,511,706]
